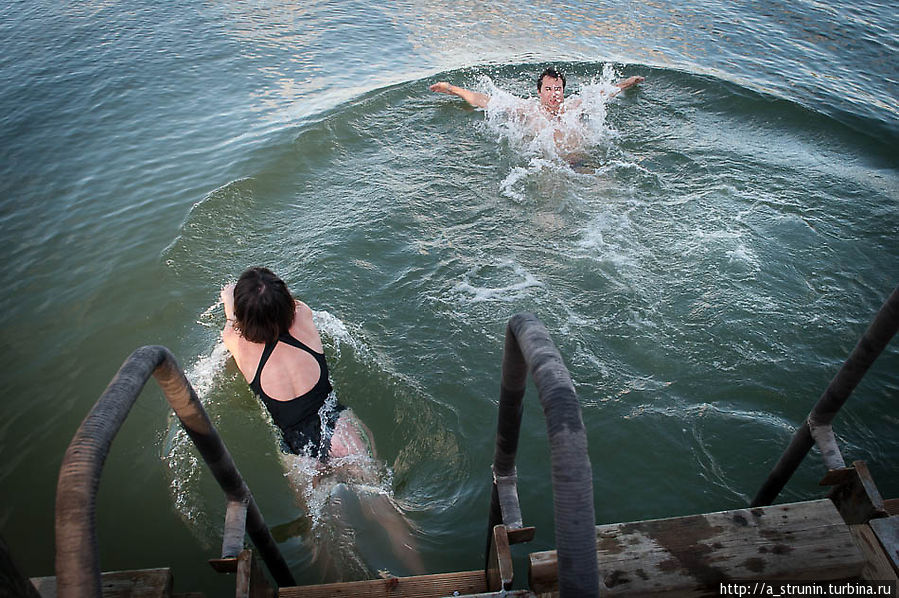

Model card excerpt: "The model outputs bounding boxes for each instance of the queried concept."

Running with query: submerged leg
[356,490,426,576]
[282,411,425,577]
[329,409,377,459]
[330,411,425,574]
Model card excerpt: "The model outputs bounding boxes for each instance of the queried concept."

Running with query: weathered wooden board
[849,524,899,581]
[30,568,173,598]
[236,549,274,598]
[487,525,513,591]
[279,570,487,598]
[869,516,899,574]
[529,499,864,596]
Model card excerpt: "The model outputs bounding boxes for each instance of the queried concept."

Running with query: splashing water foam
[477,65,624,199]
[454,260,543,303]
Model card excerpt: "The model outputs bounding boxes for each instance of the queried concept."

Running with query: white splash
[454,260,543,303]
[479,65,621,163]
[313,308,367,361]
[185,341,231,399]
[498,157,560,202]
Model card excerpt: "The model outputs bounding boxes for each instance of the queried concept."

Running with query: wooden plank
[849,524,899,581]
[885,498,899,516]
[508,526,536,545]
[487,525,513,591]
[235,549,274,598]
[31,568,173,598]
[825,461,888,524]
[869,516,899,574]
[278,570,487,598]
[529,499,863,596]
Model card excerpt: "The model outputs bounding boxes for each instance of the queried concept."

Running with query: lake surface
[2,0,897,593]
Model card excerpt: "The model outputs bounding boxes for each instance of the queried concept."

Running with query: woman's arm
[221,283,236,322]
[221,283,240,355]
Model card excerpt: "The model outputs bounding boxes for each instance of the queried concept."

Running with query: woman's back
[225,301,324,401]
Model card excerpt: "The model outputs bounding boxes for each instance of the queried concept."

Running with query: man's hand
[429,82,452,94]
[616,76,645,90]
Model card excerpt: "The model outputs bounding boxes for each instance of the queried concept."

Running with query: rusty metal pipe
[752,286,899,507]
[55,346,295,597]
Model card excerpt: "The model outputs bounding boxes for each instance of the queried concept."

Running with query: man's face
[538,76,565,112]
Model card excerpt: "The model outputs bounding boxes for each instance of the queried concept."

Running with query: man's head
[537,67,566,113]
[537,68,566,92]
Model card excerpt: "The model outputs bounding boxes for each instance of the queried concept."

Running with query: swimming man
[429,67,644,116]
[431,67,643,162]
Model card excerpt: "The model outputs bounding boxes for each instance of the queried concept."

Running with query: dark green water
[2,1,897,593]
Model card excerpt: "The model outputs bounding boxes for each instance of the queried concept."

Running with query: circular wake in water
[159,60,898,578]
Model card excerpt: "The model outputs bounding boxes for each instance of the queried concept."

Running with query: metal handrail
[487,314,598,598]
[752,286,899,507]
[55,345,295,597]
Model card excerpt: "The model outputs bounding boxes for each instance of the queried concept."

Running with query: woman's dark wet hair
[537,67,566,91]
[233,267,295,344]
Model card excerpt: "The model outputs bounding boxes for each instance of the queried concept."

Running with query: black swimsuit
[249,333,344,460]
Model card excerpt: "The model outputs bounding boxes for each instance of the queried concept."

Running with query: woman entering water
[221,266,424,578]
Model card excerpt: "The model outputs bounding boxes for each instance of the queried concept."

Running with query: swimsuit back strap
[278,332,323,357]
[250,340,279,387]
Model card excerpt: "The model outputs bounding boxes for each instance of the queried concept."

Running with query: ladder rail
[752,285,899,507]
[487,313,599,598]
[54,345,295,597]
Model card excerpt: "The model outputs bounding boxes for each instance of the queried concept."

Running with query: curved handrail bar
[488,314,598,597]
[752,285,899,507]
[55,345,295,597]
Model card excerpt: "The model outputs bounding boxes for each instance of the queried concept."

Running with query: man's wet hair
[537,67,566,91]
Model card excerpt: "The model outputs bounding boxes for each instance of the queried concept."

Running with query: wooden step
[849,523,899,581]
[529,499,864,596]
[30,568,173,598]
[279,570,487,598]
[868,516,899,575]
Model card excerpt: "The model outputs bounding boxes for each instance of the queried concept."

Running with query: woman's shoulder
[222,326,265,381]
[290,301,324,347]
[293,300,315,324]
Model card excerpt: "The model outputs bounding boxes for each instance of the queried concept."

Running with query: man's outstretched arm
[606,75,645,98]
[615,76,644,91]
[430,81,490,109]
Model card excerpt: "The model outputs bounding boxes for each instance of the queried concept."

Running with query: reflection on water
[210,0,897,136]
